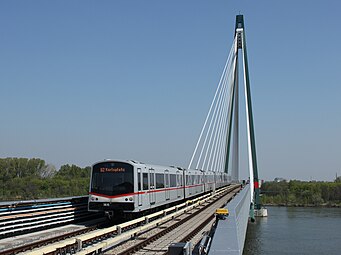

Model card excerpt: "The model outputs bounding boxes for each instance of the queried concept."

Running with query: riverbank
[262,203,341,208]
[260,180,341,207]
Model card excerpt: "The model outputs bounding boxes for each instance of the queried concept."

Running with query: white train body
[88,160,231,215]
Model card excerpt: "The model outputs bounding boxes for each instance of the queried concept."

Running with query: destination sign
[99,167,125,173]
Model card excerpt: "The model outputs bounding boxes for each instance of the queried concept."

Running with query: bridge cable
[188,36,238,172]
[190,38,235,170]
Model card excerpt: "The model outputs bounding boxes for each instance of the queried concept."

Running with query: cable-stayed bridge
[0,14,265,255]
[184,14,267,254]
[189,13,264,217]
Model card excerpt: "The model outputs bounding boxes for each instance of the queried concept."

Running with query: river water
[243,206,341,255]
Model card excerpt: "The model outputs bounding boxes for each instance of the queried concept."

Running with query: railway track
[107,185,240,255]
[11,185,240,255]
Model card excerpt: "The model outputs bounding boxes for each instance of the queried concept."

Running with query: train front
[88,160,135,218]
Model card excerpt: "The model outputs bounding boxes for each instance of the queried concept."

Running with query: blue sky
[0,1,340,181]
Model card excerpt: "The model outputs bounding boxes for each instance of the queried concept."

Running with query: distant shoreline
[260,180,341,209]
[263,203,341,208]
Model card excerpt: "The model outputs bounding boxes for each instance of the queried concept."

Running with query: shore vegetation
[0,157,90,201]
[261,179,341,207]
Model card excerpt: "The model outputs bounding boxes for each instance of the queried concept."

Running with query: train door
[165,170,170,200]
[203,173,206,193]
[176,171,181,198]
[137,168,143,207]
[213,173,216,192]
[183,171,186,199]
[198,173,204,192]
[188,172,192,195]
[149,168,156,205]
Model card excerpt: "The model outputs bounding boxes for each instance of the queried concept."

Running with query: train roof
[92,159,227,174]
[92,159,178,169]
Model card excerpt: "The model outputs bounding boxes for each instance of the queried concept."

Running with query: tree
[0,158,91,200]
[39,164,57,178]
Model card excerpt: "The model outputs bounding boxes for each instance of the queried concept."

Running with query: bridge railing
[0,195,101,238]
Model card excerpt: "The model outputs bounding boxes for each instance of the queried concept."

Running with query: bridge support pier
[254,207,268,217]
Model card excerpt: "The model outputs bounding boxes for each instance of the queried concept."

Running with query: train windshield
[91,162,134,196]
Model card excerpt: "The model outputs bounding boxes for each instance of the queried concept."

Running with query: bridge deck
[208,184,251,255]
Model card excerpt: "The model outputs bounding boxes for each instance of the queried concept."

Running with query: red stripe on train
[89,184,206,198]
[89,192,144,199]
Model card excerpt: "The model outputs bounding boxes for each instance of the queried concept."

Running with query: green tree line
[261,179,341,207]
[0,158,90,201]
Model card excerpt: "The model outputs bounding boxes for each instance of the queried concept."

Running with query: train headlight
[129,197,133,201]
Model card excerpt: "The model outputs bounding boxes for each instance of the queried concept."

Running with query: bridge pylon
[230,15,267,219]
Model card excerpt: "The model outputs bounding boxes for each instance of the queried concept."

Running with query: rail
[0,196,88,208]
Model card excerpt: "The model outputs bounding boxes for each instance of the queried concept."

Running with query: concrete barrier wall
[209,184,251,255]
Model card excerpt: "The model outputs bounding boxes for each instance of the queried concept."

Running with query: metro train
[88,160,231,218]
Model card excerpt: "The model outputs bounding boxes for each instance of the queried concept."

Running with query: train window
[138,173,141,190]
[143,173,148,190]
[170,174,176,187]
[186,175,191,185]
[91,162,133,196]
[156,173,165,189]
[165,171,170,187]
[177,172,182,187]
[150,171,155,188]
